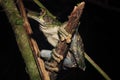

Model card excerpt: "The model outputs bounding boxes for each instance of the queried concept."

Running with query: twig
[84,52,111,80]
[17,0,50,80]
[44,2,86,79]
[58,1,85,65]
[54,1,85,65]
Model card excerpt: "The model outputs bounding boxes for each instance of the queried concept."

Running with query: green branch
[85,53,111,80]
[0,0,41,80]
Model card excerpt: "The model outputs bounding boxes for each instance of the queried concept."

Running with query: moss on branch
[0,0,41,80]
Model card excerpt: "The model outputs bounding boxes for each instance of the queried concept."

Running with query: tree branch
[17,0,50,80]
[0,0,41,80]
[56,2,85,56]
[45,2,85,79]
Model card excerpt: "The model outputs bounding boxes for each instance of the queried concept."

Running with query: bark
[17,0,50,80]
[45,2,85,80]
[0,0,41,80]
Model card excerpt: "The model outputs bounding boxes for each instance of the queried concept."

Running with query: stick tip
[77,1,85,9]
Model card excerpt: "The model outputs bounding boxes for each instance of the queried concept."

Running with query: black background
[0,0,119,80]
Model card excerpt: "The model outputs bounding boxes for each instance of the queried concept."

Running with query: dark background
[0,0,119,80]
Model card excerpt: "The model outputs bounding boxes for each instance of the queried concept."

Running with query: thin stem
[84,52,111,80]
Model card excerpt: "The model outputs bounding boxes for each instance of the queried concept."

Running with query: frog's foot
[40,49,63,72]
[44,49,63,72]
[45,61,59,72]
[58,25,72,43]
[51,49,63,63]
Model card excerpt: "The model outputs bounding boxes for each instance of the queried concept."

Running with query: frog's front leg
[51,49,63,63]
[58,23,72,43]
[40,49,63,72]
